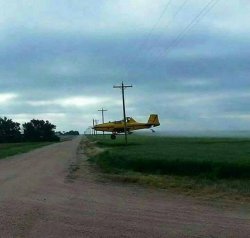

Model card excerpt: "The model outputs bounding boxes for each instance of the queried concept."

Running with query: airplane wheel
[111,134,116,140]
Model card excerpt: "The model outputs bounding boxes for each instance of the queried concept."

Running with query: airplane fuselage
[94,121,152,133]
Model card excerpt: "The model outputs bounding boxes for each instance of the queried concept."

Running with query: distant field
[89,135,250,179]
[0,142,54,160]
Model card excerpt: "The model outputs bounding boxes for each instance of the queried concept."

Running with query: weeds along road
[0,136,249,238]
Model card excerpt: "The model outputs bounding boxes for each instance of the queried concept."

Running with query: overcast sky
[0,0,250,133]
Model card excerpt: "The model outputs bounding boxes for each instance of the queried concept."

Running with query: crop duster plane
[93,114,160,139]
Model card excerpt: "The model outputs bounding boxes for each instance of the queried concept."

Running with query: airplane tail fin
[148,114,160,127]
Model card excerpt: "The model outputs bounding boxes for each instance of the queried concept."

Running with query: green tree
[64,130,80,135]
[0,117,21,143]
[23,119,59,142]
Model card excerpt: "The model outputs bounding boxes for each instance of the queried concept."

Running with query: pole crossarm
[113,85,133,89]
[113,81,133,145]
[98,108,108,112]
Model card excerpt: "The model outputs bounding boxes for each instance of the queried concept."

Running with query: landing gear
[111,134,116,140]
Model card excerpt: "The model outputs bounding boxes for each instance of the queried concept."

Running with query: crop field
[0,142,54,160]
[89,135,250,179]
[88,135,250,198]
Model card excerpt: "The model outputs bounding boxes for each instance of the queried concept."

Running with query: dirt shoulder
[0,136,249,238]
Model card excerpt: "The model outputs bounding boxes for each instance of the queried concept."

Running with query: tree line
[0,117,59,143]
[56,130,80,136]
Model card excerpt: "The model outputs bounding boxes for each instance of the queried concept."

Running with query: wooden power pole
[98,108,108,136]
[92,119,95,135]
[113,82,133,145]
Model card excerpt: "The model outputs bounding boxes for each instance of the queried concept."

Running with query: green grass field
[89,135,250,180]
[87,135,250,199]
[0,142,54,160]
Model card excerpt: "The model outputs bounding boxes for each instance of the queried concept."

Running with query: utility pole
[92,119,96,136]
[98,108,108,136]
[113,81,133,145]
[95,120,99,136]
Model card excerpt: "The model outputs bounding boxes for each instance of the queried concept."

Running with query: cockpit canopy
[112,117,134,124]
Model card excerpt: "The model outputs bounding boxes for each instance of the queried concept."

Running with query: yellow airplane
[93,114,160,139]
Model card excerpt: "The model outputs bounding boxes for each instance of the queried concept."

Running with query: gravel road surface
[0,136,249,238]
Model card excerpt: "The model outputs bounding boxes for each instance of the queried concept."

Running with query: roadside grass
[0,142,54,159]
[87,134,250,199]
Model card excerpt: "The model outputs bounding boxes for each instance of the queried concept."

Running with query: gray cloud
[0,0,250,132]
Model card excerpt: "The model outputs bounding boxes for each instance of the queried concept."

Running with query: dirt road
[0,137,249,238]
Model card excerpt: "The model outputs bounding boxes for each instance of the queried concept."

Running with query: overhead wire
[163,0,220,56]
[171,0,188,20]
[119,0,172,76]
[120,0,220,80]
[120,0,220,117]
[137,0,190,55]
[141,0,188,58]
[139,0,220,118]
[127,0,188,73]
[139,0,172,50]
[109,0,220,120]
[143,0,220,115]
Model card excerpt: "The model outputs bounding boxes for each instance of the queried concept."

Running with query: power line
[117,0,188,79]
[123,0,189,84]
[140,0,172,49]
[137,0,189,56]
[142,0,188,58]
[170,0,188,20]
[113,82,133,145]
[163,0,220,56]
